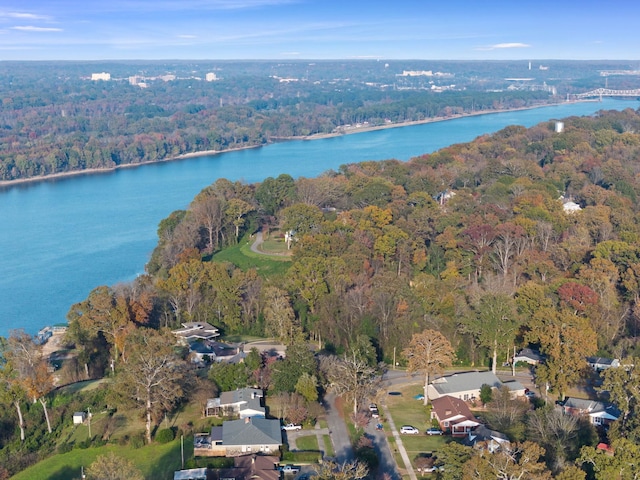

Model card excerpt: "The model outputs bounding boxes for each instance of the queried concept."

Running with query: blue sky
[0,0,638,61]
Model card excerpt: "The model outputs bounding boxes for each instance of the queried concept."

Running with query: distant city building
[129,75,142,86]
[91,72,111,81]
[206,72,218,82]
[159,74,176,82]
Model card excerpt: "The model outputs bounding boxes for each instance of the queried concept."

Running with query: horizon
[1,1,639,62]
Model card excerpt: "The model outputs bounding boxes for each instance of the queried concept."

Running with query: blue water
[0,99,637,336]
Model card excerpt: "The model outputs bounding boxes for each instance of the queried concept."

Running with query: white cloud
[4,12,50,20]
[176,34,196,39]
[11,26,63,32]
[280,51,300,56]
[475,42,531,51]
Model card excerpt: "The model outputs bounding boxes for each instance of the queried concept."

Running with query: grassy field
[212,236,291,277]
[12,439,186,480]
[384,383,450,471]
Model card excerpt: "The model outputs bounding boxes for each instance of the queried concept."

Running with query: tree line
[3,107,640,477]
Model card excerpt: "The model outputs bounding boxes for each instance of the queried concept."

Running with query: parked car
[525,390,536,398]
[370,408,380,418]
[281,423,302,431]
[426,428,443,435]
[279,464,301,473]
[369,403,378,411]
[400,425,420,435]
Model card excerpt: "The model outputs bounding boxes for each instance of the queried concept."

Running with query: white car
[281,423,302,431]
[280,465,301,473]
[400,425,420,435]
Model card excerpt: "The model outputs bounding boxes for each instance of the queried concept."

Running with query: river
[0,98,637,336]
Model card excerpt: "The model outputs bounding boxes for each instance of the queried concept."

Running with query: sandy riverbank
[0,100,593,189]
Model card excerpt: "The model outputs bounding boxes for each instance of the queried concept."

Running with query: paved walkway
[381,402,417,480]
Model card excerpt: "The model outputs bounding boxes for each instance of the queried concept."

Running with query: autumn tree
[466,292,520,374]
[579,438,640,480]
[600,359,640,441]
[191,189,226,252]
[112,328,189,444]
[402,329,455,405]
[526,308,597,400]
[86,452,144,480]
[66,285,134,368]
[0,338,26,441]
[463,441,552,480]
[262,286,300,344]
[6,330,54,434]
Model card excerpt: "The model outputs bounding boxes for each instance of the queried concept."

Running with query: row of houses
[426,371,620,456]
[513,348,620,372]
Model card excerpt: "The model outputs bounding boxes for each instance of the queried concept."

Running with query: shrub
[57,443,73,454]
[130,433,145,449]
[155,428,175,444]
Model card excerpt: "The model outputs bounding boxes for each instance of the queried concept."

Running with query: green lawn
[384,383,450,470]
[323,435,334,457]
[295,435,319,451]
[12,438,186,480]
[212,236,291,277]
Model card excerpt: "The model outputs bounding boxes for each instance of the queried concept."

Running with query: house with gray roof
[172,321,220,344]
[206,388,265,419]
[513,348,544,365]
[465,425,511,453]
[427,371,503,401]
[586,356,620,372]
[562,397,620,426]
[195,417,282,457]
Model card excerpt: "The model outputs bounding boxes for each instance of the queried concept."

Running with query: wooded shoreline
[0,100,592,189]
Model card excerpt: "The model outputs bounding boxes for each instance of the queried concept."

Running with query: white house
[428,371,526,401]
[172,322,220,344]
[513,348,544,365]
[206,388,265,419]
[562,397,620,426]
[586,357,620,372]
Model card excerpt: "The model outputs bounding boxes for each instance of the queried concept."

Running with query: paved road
[364,415,401,480]
[323,392,354,463]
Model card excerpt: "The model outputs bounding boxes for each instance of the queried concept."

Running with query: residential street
[323,392,354,463]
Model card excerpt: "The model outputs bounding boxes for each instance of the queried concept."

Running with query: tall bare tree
[112,328,189,444]
[402,329,455,406]
[319,353,379,415]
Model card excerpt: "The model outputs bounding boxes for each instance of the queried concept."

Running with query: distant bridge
[569,88,640,100]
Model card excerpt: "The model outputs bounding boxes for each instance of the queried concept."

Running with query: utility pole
[87,407,92,439]
[181,434,184,468]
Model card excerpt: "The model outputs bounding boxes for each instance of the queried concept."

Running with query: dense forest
[2,59,638,182]
[3,107,640,478]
